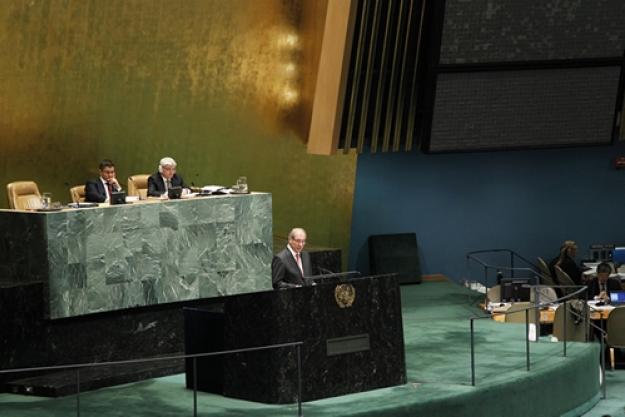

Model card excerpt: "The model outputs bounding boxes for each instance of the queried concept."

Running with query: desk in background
[0,193,273,319]
[489,301,614,323]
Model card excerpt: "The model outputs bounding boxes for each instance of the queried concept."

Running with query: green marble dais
[46,193,273,319]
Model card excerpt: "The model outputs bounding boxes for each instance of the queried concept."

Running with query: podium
[184,274,406,403]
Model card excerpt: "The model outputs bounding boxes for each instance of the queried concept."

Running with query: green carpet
[582,370,625,417]
[0,281,601,417]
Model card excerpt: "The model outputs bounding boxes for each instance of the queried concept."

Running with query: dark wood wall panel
[338,0,425,153]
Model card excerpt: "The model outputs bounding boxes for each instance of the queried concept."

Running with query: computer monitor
[500,277,535,302]
[612,247,625,265]
[610,291,625,305]
[110,191,126,205]
[168,186,182,199]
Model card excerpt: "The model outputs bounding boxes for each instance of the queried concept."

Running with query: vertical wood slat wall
[308,0,427,155]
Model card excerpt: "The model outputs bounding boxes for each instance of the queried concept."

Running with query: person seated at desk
[549,240,584,285]
[272,228,312,289]
[147,157,187,197]
[587,262,622,301]
[85,159,122,203]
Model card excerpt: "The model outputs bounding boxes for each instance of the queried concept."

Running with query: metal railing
[469,284,608,399]
[0,341,305,417]
[466,248,541,287]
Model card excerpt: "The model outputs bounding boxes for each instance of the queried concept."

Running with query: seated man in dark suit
[85,159,122,203]
[587,262,622,301]
[147,157,187,197]
[272,228,312,289]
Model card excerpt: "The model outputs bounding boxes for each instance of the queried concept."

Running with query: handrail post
[510,251,514,278]
[193,357,198,417]
[297,344,303,417]
[470,318,476,386]
[533,285,540,343]
[584,290,589,343]
[483,267,489,305]
[484,267,488,289]
[525,309,530,371]
[601,334,606,399]
[76,369,80,417]
[563,301,568,357]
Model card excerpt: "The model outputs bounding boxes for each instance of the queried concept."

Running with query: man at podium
[272,228,312,289]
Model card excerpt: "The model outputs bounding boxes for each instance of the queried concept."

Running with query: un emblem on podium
[334,284,356,308]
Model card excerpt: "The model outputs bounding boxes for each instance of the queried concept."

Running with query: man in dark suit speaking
[147,156,187,197]
[85,159,122,203]
[272,228,312,289]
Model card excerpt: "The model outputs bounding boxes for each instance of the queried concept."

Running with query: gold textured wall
[0,0,356,258]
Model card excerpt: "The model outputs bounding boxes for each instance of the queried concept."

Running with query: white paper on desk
[592,305,615,312]
[489,303,511,313]
[202,185,226,192]
[469,282,487,293]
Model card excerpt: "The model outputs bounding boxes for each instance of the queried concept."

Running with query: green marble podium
[0,193,273,319]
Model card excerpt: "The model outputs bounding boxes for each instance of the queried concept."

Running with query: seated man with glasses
[147,156,187,198]
[587,262,622,302]
[272,228,312,289]
[85,159,122,203]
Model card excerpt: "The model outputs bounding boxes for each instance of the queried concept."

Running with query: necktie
[106,182,114,200]
[166,179,172,191]
[296,252,304,276]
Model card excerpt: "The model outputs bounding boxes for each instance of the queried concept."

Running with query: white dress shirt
[287,244,304,276]
[100,177,121,203]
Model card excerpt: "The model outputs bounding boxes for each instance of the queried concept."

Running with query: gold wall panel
[0,0,356,263]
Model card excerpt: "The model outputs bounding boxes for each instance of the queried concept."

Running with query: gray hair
[158,157,177,173]
[288,228,306,240]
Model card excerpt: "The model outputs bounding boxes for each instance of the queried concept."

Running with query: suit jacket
[272,247,312,289]
[587,277,622,299]
[147,172,186,197]
[85,179,120,203]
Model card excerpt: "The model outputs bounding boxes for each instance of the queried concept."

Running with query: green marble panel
[42,193,272,318]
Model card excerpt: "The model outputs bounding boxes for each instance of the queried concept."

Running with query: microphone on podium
[305,268,362,286]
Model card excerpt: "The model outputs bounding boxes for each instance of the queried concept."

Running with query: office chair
[486,285,501,303]
[69,185,86,203]
[127,174,150,199]
[606,307,625,370]
[553,301,589,342]
[530,286,558,304]
[505,302,538,324]
[6,181,41,210]
[536,257,557,286]
[554,265,577,295]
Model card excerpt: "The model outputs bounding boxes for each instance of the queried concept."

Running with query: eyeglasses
[290,238,306,244]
